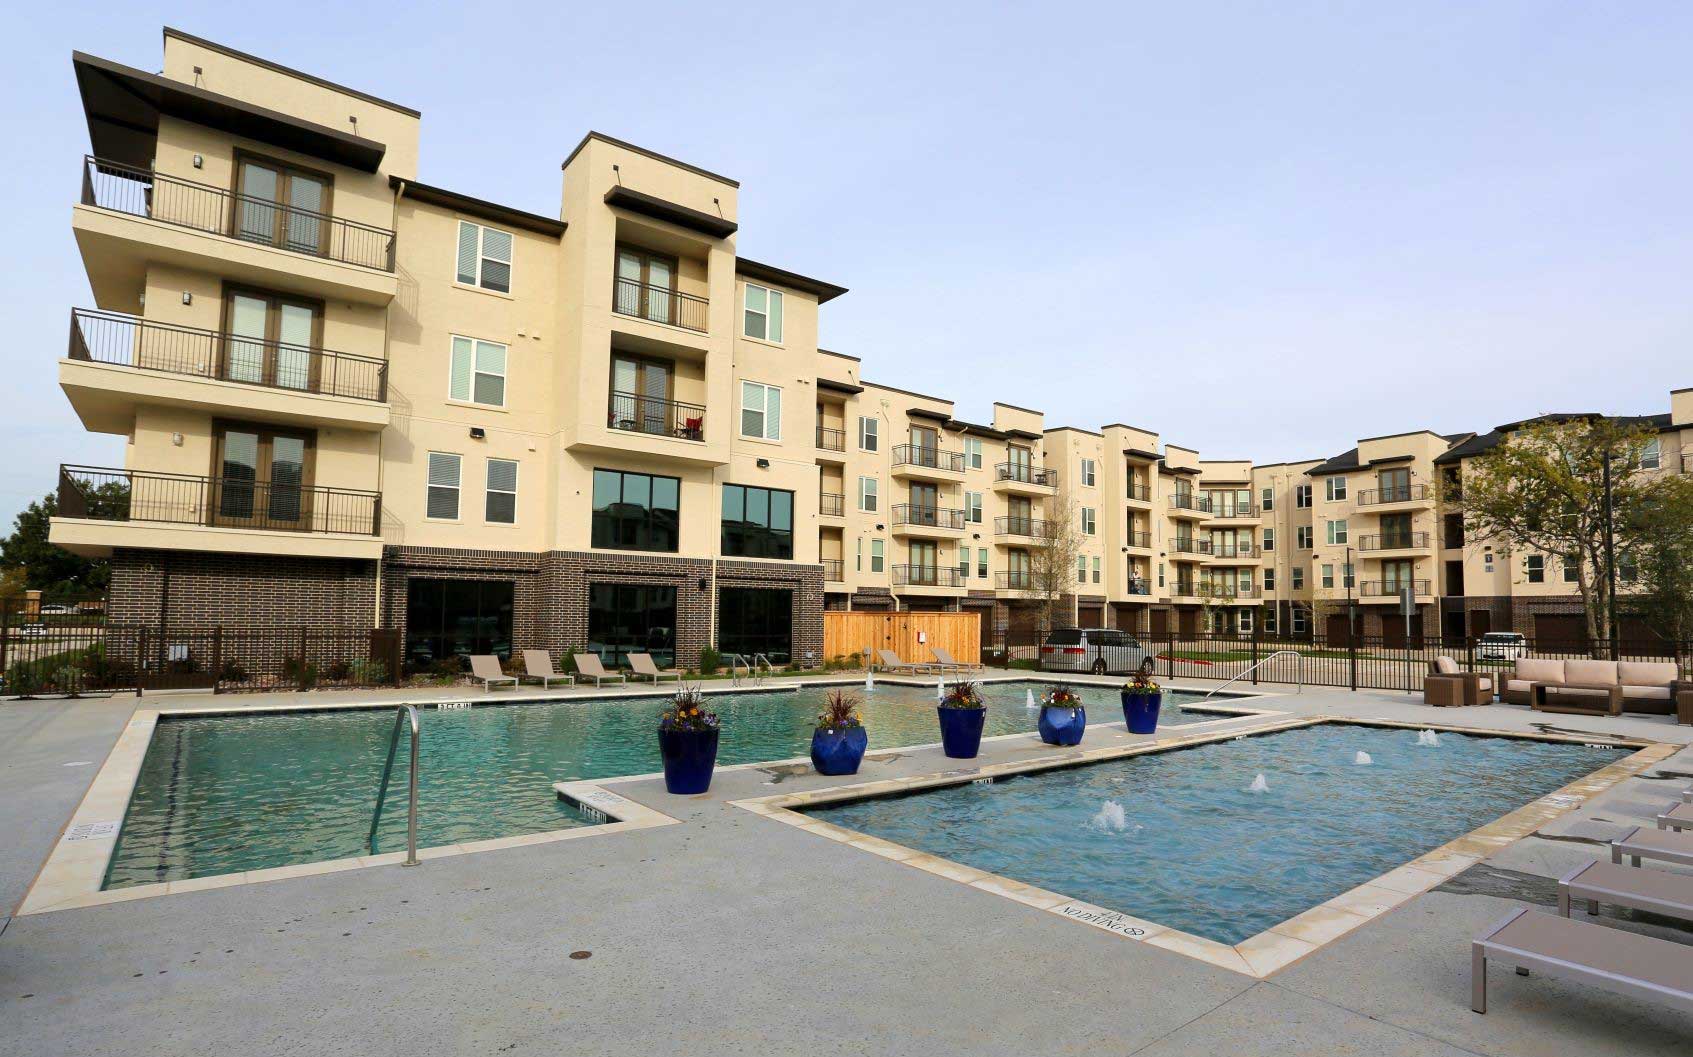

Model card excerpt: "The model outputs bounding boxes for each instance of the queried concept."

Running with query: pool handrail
[368,704,421,866]
[1200,650,1303,700]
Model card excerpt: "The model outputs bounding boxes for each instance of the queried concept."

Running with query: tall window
[977,547,988,578]
[741,381,782,440]
[485,459,518,524]
[965,491,983,523]
[870,539,884,573]
[457,221,513,292]
[1292,568,1305,590]
[589,584,676,669]
[1325,477,1347,501]
[610,355,678,436]
[964,437,983,469]
[1081,507,1096,535]
[1295,484,1312,508]
[449,336,507,407]
[1525,554,1545,583]
[1080,458,1096,486]
[234,154,330,255]
[1263,527,1275,551]
[1321,564,1335,589]
[1327,519,1348,545]
[1077,555,1087,583]
[426,452,461,520]
[1264,568,1276,591]
[858,476,878,512]
[214,423,311,526]
[743,283,784,342]
[615,245,680,324]
[1296,526,1312,548]
[1641,438,1661,470]
[1261,486,1274,511]
[859,416,879,451]
[1092,556,1101,583]
[721,485,794,559]
[591,469,680,552]
[1291,608,1308,634]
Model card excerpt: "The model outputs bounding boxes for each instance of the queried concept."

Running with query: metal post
[1349,627,1358,692]
[1251,619,1261,686]
[1602,447,1618,660]
[211,626,223,694]
[404,710,420,867]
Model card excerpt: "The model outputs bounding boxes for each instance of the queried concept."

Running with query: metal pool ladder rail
[368,704,421,866]
[1200,650,1303,701]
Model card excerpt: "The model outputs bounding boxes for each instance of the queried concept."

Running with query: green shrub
[698,646,721,675]
[5,662,42,697]
[219,661,250,683]
[53,666,87,697]
[349,658,389,685]
[324,660,353,682]
[283,655,319,690]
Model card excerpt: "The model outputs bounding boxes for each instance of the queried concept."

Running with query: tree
[1458,417,1675,649]
[0,491,109,599]
[1025,489,1086,634]
[1196,579,1234,634]
[1623,473,1693,643]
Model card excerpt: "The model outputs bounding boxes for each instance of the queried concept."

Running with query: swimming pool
[105,679,1219,887]
[802,724,1627,945]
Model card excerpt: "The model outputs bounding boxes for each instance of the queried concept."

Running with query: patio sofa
[1500,658,1686,715]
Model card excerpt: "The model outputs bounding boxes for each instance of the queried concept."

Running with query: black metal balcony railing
[819,492,845,517]
[1127,482,1151,502]
[1201,585,1259,600]
[996,570,1034,590]
[994,515,1048,537]
[1206,504,1258,519]
[59,465,380,536]
[820,558,844,582]
[607,391,706,441]
[892,565,963,588]
[81,157,396,272]
[1209,543,1260,559]
[1169,580,1200,596]
[612,277,709,333]
[1358,579,1433,597]
[1357,532,1431,551]
[816,425,846,451]
[892,504,965,531]
[1126,578,1151,596]
[893,445,967,474]
[1168,492,1212,512]
[67,309,388,403]
[994,462,1058,488]
[1357,484,1432,506]
[1169,537,1213,555]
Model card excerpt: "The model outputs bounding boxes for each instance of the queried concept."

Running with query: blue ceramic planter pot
[658,726,720,794]
[811,725,868,775]
[1121,691,1162,734]
[1038,705,1087,746]
[937,705,987,758]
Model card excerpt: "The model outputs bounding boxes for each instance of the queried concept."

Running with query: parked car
[14,624,50,639]
[1475,631,1528,660]
[39,603,78,616]
[1040,627,1155,676]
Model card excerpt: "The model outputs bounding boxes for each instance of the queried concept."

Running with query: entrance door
[1006,445,1032,483]
[910,425,939,469]
[589,582,677,669]
[1150,609,1169,636]
[1377,467,1411,503]
[1177,609,1199,636]
[615,246,679,325]
[212,423,313,530]
[909,541,938,583]
[1470,609,1492,638]
[611,355,674,436]
[1326,614,1352,646]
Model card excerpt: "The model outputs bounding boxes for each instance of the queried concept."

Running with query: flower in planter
[1122,667,1161,695]
[816,688,863,732]
[940,680,984,709]
[1043,684,1082,710]
[659,684,719,732]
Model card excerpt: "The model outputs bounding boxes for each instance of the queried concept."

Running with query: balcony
[1169,580,1200,599]
[1356,532,1431,553]
[607,392,706,442]
[819,492,845,517]
[994,515,1048,539]
[993,463,1058,493]
[1125,531,1152,549]
[995,570,1035,591]
[815,425,846,454]
[1203,504,1258,522]
[1200,585,1259,601]
[1126,482,1152,503]
[821,558,844,583]
[1207,543,1260,561]
[1357,579,1434,602]
[892,565,963,589]
[1168,492,1211,518]
[61,309,390,433]
[1126,578,1152,596]
[1357,484,1434,507]
[75,157,398,307]
[50,465,382,560]
[891,444,967,481]
[612,277,709,334]
[891,504,966,537]
[1169,537,1212,556]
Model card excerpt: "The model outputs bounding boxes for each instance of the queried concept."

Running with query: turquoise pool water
[805,725,1627,945]
[106,680,1215,887]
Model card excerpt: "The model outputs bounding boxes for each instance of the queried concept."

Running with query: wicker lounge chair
[469,654,517,691]
[628,652,681,684]
[572,653,628,688]
[1472,907,1693,1015]
[520,650,572,689]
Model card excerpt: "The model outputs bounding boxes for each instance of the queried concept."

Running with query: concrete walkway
[1,683,1690,1056]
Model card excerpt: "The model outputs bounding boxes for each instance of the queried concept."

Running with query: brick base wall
[107,549,377,629]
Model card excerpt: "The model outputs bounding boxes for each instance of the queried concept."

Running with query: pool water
[106,680,1214,887]
[804,725,1627,945]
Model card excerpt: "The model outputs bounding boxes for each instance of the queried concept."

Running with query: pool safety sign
[64,821,119,842]
[1056,903,1148,938]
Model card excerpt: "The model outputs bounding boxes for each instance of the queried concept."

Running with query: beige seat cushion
[1621,685,1673,701]
[1475,674,1495,691]
[1564,659,1619,686]
[1619,661,1678,687]
[1546,686,1612,698]
[1506,679,1534,693]
[1515,659,1565,685]
[1433,656,1459,675]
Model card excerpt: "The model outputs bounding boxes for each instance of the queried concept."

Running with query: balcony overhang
[392,176,565,237]
[60,358,390,435]
[73,51,386,172]
[49,517,382,561]
[605,185,737,239]
[735,258,848,304]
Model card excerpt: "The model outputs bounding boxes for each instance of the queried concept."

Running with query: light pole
[1601,447,1618,657]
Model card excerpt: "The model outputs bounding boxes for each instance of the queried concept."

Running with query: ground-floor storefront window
[405,578,514,669]
[717,587,793,664]
[588,583,677,670]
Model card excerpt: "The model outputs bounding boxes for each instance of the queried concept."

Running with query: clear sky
[4,2,1691,530]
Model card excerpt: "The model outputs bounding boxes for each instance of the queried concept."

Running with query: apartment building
[43,30,1693,669]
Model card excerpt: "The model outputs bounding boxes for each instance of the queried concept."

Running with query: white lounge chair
[627,652,681,683]
[1472,907,1693,1015]
[520,650,572,689]
[572,653,628,688]
[930,646,983,674]
[876,649,936,674]
[469,654,516,691]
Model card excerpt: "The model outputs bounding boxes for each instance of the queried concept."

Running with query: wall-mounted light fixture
[469,427,486,440]
[181,292,192,305]
[756,458,770,469]
[191,153,203,169]
[698,578,709,592]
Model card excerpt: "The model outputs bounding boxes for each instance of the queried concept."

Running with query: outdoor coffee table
[1530,682,1622,717]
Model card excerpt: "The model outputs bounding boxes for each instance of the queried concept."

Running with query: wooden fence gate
[823,611,980,666]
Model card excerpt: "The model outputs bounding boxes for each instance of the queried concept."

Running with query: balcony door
[615,246,678,325]
[1381,559,1415,594]
[212,422,314,529]
[223,287,321,391]
[909,541,938,582]
[910,425,939,467]
[1378,467,1410,502]
[1007,496,1032,534]
[1008,548,1030,588]
[1380,513,1413,549]
[611,354,675,436]
[909,483,939,526]
[234,154,331,256]
[1007,445,1032,482]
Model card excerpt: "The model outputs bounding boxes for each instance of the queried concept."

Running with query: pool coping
[726,717,1677,980]
[15,679,1268,916]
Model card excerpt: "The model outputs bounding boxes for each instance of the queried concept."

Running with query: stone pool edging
[732,716,1676,980]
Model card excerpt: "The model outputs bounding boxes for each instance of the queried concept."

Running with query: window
[1080,458,1096,486]
[1327,519,1348,545]
[1296,526,1313,548]
[870,539,884,573]
[485,459,518,524]
[743,283,784,342]
[456,221,513,293]
[591,469,680,552]
[1325,477,1347,501]
[1620,555,1638,584]
[589,584,677,670]
[213,422,311,526]
[856,538,863,572]
[1092,556,1101,584]
[1295,484,1312,508]
[1157,563,1165,588]
[958,548,971,578]
[1081,507,1096,535]
[1484,552,1495,573]
[233,153,331,255]
[1292,568,1305,590]
[1264,568,1276,591]
[1321,564,1335,589]
[1263,608,1277,633]
[449,336,508,407]
[964,437,983,469]
[222,287,321,391]
[1077,555,1088,584]
[1525,554,1545,583]
[965,491,983,523]
[1291,608,1308,634]
[740,381,782,440]
[977,548,988,578]
[858,476,879,512]
[1261,486,1274,511]
[1263,527,1275,551]
[615,246,680,324]
[405,578,513,667]
[717,587,793,663]
[427,452,461,520]
[859,416,879,452]
[1238,609,1253,633]
[1641,438,1661,471]
[721,485,794,559]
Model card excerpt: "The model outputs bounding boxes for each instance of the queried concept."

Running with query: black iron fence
[821,558,844,582]
[611,277,709,333]
[816,425,846,451]
[68,308,388,402]
[59,465,382,536]
[607,391,706,441]
[82,156,396,271]
[819,492,845,517]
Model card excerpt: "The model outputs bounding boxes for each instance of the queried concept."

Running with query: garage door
[1078,605,1104,628]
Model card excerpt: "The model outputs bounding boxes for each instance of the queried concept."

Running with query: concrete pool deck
[2,681,1692,1056]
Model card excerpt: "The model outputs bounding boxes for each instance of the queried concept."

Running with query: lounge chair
[469,654,517,691]
[930,646,983,674]
[1611,826,1693,869]
[1657,803,1693,832]
[1558,859,1693,921]
[1425,657,1493,706]
[876,649,935,674]
[628,652,681,684]
[1471,907,1693,1015]
[571,653,627,688]
[520,650,571,689]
